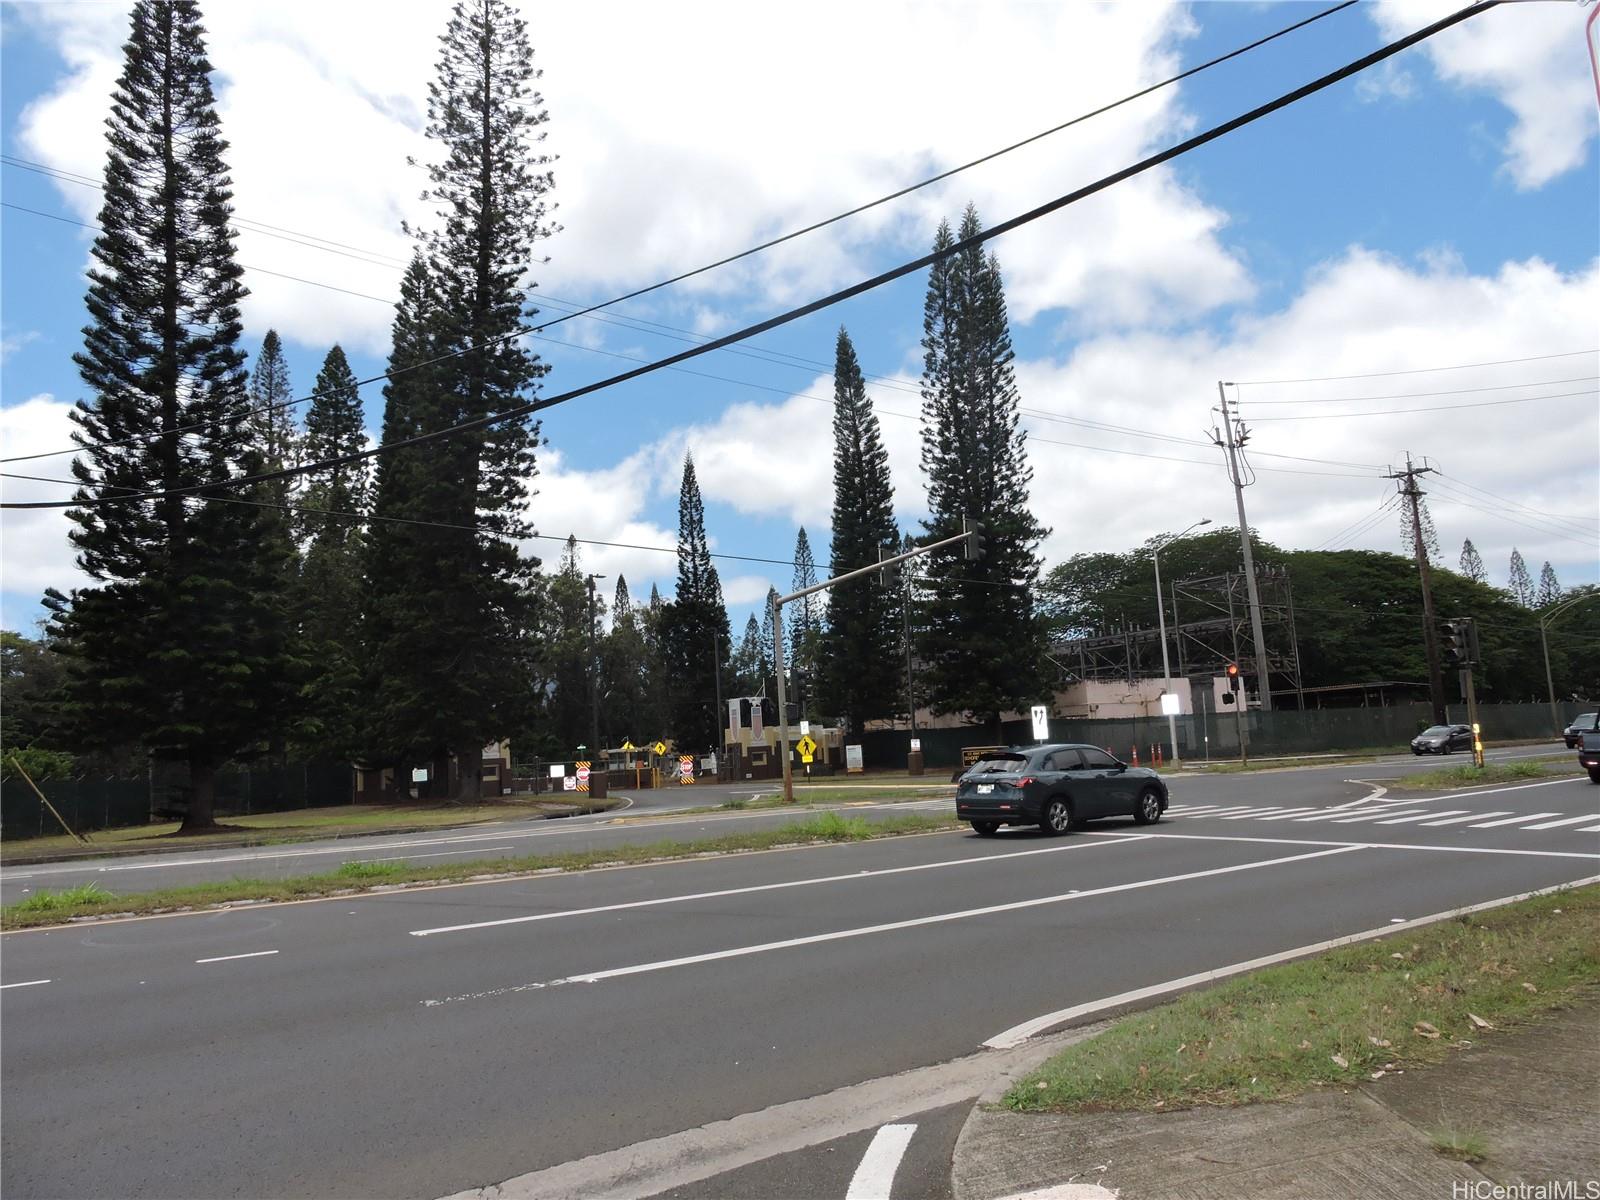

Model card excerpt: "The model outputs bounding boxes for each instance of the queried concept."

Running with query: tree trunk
[453,741,482,804]
[182,758,220,832]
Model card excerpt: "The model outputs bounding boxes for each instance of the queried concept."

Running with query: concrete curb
[1,799,621,866]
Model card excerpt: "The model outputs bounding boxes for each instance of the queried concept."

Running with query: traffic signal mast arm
[770,527,980,803]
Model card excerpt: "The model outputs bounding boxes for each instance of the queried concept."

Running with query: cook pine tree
[1537,562,1562,607]
[370,0,557,797]
[1508,549,1535,607]
[46,0,292,830]
[1458,538,1487,585]
[661,454,731,750]
[789,527,821,720]
[818,326,901,735]
[915,205,1047,735]
[296,344,369,759]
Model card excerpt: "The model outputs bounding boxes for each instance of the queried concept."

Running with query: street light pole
[1153,519,1210,766]
[586,574,606,799]
[1540,593,1598,735]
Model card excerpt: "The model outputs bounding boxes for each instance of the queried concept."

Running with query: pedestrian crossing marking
[1375,810,1468,825]
[1329,808,1430,824]
[1468,812,1561,829]
[1421,811,1510,826]
[1524,814,1600,831]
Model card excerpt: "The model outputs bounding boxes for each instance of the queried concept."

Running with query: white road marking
[1578,825,1600,833]
[1328,809,1430,825]
[1086,829,1599,861]
[194,950,279,964]
[360,846,515,863]
[845,1123,917,1200]
[1218,807,1320,820]
[1375,809,1469,825]
[408,836,1152,936]
[1520,814,1600,831]
[1469,812,1562,829]
[1172,805,1255,817]
[1420,811,1510,826]
[0,978,51,990]
[1406,777,1586,800]
[1291,807,1387,823]
[419,846,1363,1005]
[1332,782,1389,810]
[982,871,1600,1049]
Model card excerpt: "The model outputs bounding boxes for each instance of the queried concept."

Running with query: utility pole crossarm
[774,531,972,607]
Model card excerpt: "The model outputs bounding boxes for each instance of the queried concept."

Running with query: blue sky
[3,0,1597,638]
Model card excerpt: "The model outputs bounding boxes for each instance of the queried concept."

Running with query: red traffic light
[1226,663,1239,677]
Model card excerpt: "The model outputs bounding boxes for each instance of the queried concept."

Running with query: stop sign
[576,765,590,784]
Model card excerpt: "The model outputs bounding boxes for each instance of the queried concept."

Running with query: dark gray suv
[954,743,1168,836]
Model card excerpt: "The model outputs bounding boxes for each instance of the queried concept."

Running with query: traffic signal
[879,543,902,586]
[962,516,987,562]
[1225,662,1240,690]
[1443,619,1473,667]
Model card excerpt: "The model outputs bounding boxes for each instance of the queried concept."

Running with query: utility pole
[586,574,608,799]
[1213,383,1273,713]
[712,630,723,772]
[1387,453,1446,725]
[902,571,918,741]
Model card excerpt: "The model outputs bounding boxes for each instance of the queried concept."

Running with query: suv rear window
[967,755,1025,774]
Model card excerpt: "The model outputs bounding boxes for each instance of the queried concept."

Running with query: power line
[1433,470,1600,527]
[1235,374,1599,405]
[1246,387,1597,421]
[2,0,1501,512]
[1425,481,1600,548]
[0,1,1363,467]
[1231,348,1598,386]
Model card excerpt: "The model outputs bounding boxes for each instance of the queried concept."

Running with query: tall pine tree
[374,0,556,797]
[660,454,730,749]
[818,327,900,735]
[1537,561,1562,607]
[1458,538,1487,584]
[1508,548,1535,607]
[789,527,821,720]
[295,345,369,759]
[47,0,291,829]
[915,205,1046,734]
[760,586,779,698]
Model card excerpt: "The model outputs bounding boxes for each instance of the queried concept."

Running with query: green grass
[1005,884,1600,1116]
[1430,1126,1490,1164]
[1389,760,1576,791]
[8,881,112,913]
[0,799,597,861]
[0,811,957,929]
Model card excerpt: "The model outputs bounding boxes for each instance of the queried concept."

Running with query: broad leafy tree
[46,0,293,830]
[818,327,901,734]
[915,205,1046,735]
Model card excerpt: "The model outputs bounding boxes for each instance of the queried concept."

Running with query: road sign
[1160,692,1181,716]
[621,740,635,752]
[562,775,576,791]
[678,755,694,785]
[799,720,810,737]
[654,741,668,756]
[1030,705,1049,741]
[576,765,590,784]
[796,734,818,763]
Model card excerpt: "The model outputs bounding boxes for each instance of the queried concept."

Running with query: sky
[2,0,1597,639]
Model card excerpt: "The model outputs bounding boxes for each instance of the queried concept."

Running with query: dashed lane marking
[195,950,279,965]
[0,979,51,990]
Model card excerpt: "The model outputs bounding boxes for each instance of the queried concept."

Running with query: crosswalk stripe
[1291,807,1385,823]
[1329,808,1430,824]
[1577,825,1600,834]
[1174,805,1254,817]
[1376,809,1469,825]
[1518,814,1600,831]
[1421,811,1510,827]
[1220,807,1320,820]
[1468,812,1561,829]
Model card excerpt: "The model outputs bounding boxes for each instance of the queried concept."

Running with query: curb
[0,799,621,866]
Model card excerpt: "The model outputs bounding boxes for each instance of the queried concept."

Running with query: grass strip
[1,811,957,930]
[1006,883,1600,1115]
[1386,760,1578,791]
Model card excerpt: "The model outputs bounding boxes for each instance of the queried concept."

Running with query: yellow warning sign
[796,735,818,763]
[621,740,635,752]
[653,740,667,756]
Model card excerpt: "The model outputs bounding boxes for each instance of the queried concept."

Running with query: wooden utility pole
[1213,383,1273,712]
[1388,453,1446,724]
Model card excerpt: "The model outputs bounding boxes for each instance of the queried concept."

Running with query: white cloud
[0,330,42,363]
[1368,1,1599,188]
[523,447,681,594]
[15,0,1250,359]
[0,396,87,609]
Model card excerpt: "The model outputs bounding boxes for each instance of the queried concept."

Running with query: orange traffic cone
[1156,745,1164,767]
[1131,745,1139,766]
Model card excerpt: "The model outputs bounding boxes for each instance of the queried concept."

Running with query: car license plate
[976,784,993,794]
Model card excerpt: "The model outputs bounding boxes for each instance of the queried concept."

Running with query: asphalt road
[0,744,1574,904]
[3,747,1596,1200]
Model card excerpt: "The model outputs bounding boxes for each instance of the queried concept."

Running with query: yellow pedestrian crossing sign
[652,740,667,756]
[622,740,635,752]
[796,735,818,763]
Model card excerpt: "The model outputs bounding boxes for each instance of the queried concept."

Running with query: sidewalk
[953,993,1599,1200]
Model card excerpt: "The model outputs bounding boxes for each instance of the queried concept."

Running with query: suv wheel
[1132,787,1163,825]
[1042,798,1073,835]
[971,820,1000,836]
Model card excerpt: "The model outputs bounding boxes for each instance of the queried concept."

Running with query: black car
[1563,713,1598,749]
[954,743,1168,836]
[1410,724,1473,755]
[1579,729,1600,784]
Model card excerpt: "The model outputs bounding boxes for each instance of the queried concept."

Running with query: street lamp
[1153,518,1211,766]
[1540,592,1597,735]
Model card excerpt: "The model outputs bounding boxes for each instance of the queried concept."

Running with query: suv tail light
[1016,776,1035,787]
